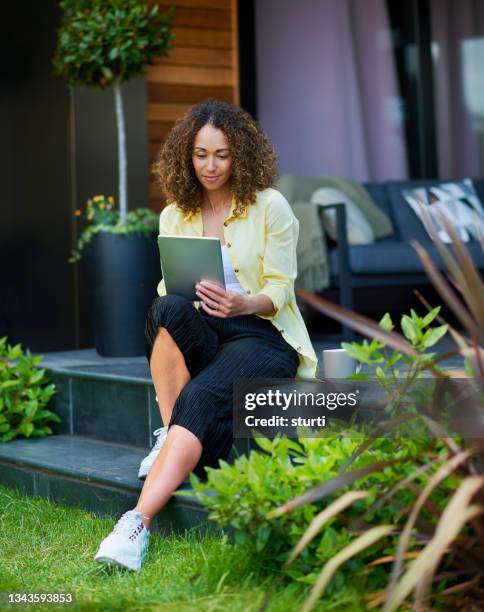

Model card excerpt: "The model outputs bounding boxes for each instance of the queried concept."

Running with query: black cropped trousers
[145,295,299,479]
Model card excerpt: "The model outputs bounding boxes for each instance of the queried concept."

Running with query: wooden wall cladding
[147,0,239,208]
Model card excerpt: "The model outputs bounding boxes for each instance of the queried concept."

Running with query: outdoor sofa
[277,175,484,319]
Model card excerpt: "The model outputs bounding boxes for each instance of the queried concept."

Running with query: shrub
[183,304,477,607]
[184,432,451,596]
[294,208,484,609]
[0,337,59,442]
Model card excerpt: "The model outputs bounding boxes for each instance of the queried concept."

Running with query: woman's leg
[134,424,202,528]
[135,327,199,526]
[160,332,300,478]
[138,327,300,525]
[95,313,297,570]
[145,295,219,426]
[95,297,217,571]
[137,295,219,525]
[149,328,191,426]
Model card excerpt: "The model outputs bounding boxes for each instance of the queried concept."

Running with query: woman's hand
[195,281,276,317]
[195,281,251,317]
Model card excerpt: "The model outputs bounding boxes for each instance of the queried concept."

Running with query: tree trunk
[114,79,127,224]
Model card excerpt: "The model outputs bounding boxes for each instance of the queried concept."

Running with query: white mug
[322,348,361,378]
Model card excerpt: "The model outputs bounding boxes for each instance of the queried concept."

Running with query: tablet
[157,235,225,301]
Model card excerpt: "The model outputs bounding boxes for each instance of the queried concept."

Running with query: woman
[94,100,317,571]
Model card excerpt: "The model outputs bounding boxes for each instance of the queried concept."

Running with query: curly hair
[152,99,278,217]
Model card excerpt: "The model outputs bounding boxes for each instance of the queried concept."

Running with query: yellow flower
[99,203,105,209]
[93,195,102,202]
[108,196,114,204]
[74,209,82,217]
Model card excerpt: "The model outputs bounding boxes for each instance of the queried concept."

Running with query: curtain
[255,0,408,181]
[431,0,484,178]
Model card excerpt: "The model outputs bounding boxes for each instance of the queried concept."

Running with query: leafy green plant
[343,308,448,384]
[181,306,472,608]
[69,194,159,262]
[293,208,484,610]
[0,337,59,442]
[53,0,175,223]
[183,432,453,600]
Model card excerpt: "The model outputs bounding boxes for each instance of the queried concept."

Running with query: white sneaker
[138,427,168,480]
[94,510,150,572]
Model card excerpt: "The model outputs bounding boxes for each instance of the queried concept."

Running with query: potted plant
[70,195,161,356]
[53,0,175,356]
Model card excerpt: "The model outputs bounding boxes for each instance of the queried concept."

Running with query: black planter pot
[83,232,160,357]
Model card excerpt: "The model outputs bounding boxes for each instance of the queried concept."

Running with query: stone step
[0,435,210,534]
[42,349,252,459]
[46,364,160,449]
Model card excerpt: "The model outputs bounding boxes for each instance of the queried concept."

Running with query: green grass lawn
[0,484,363,612]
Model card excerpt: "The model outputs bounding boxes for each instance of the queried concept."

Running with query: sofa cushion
[310,187,375,245]
[329,241,484,275]
[402,179,484,243]
[386,178,484,242]
[276,173,394,238]
[385,180,442,241]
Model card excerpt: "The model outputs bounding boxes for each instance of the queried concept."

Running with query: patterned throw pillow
[402,179,484,243]
[310,187,375,245]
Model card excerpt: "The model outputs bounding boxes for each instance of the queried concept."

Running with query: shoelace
[113,511,144,539]
[151,427,167,451]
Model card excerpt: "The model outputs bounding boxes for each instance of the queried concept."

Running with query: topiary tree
[53,0,175,224]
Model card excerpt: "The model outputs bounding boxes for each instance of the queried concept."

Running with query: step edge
[0,458,208,512]
[45,366,151,386]
[0,456,142,494]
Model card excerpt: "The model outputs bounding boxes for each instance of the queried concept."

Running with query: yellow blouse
[157,187,318,379]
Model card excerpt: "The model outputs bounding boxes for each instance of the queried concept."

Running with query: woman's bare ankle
[134,508,153,530]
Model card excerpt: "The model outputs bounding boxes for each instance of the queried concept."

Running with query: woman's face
[192,124,233,193]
